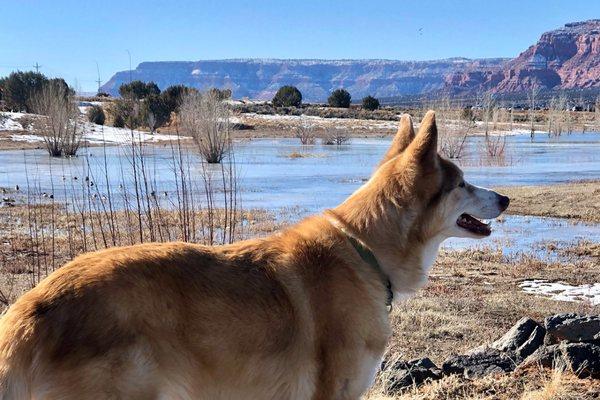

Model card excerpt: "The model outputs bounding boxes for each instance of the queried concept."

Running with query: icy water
[1,132,599,256]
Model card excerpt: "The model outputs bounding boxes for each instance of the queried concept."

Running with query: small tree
[322,129,350,145]
[295,124,316,145]
[31,83,82,157]
[328,89,351,108]
[113,114,125,128]
[209,87,232,101]
[527,87,539,138]
[141,94,170,132]
[2,71,49,112]
[481,92,496,136]
[87,105,106,125]
[119,80,160,100]
[162,85,197,114]
[362,95,380,111]
[109,99,142,129]
[595,96,600,131]
[180,91,231,163]
[272,86,302,107]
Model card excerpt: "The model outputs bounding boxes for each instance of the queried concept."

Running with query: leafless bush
[321,129,350,145]
[180,91,231,163]
[481,92,496,136]
[547,95,568,136]
[427,96,473,159]
[439,131,469,159]
[484,134,507,158]
[295,124,316,145]
[527,87,539,137]
[31,84,82,157]
[594,96,600,131]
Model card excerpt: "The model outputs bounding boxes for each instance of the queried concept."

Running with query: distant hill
[101,20,600,101]
[100,58,507,102]
[445,20,600,94]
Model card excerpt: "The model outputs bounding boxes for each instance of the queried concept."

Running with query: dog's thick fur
[0,111,508,399]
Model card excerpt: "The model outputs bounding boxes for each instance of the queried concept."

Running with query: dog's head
[378,110,509,241]
[336,110,509,248]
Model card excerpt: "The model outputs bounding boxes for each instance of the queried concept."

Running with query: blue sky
[1,0,599,92]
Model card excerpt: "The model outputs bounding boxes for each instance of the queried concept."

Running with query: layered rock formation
[101,58,506,102]
[446,20,600,93]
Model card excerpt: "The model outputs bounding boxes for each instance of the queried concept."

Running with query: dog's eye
[458,181,465,188]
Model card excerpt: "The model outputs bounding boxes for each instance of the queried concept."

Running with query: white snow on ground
[83,124,185,144]
[520,279,600,306]
[241,112,400,130]
[9,124,186,144]
[2,112,187,144]
[0,112,26,131]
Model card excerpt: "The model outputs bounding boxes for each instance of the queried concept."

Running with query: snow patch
[0,112,25,131]
[520,279,600,305]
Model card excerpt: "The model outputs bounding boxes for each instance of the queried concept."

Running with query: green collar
[344,232,394,310]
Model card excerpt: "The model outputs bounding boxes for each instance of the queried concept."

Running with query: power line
[33,62,42,73]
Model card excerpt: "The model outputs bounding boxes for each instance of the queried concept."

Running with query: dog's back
[0,239,319,399]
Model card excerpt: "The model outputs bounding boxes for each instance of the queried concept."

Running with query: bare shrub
[180,91,231,163]
[295,124,316,145]
[427,97,472,159]
[484,134,507,158]
[527,87,539,137]
[594,96,600,131]
[31,83,82,157]
[481,92,496,136]
[321,129,350,145]
[547,95,568,136]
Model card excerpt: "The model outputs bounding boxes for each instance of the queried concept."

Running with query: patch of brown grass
[496,181,600,223]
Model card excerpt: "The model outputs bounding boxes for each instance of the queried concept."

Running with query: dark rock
[522,344,561,369]
[522,342,600,378]
[492,317,544,353]
[516,325,546,360]
[545,314,600,344]
[442,348,517,379]
[384,357,442,393]
[560,342,600,378]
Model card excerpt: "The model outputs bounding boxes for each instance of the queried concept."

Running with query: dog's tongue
[457,213,491,236]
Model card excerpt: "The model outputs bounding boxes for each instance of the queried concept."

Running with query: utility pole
[126,50,132,83]
[95,62,102,93]
[33,62,42,73]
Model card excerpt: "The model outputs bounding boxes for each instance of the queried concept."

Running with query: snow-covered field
[520,279,600,306]
[1,111,187,145]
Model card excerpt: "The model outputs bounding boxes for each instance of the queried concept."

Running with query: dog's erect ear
[379,114,415,166]
[405,110,438,164]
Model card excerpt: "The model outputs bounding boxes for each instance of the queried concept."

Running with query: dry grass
[364,242,599,399]
[496,180,600,223]
[367,368,600,399]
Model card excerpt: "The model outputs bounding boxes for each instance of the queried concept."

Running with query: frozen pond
[1,132,600,256]
[444,214,600,259]
[1,132,600,212]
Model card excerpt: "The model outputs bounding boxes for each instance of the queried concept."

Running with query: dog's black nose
[498,195,510,210]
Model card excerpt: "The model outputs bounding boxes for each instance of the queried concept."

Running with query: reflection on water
[2,132,599,213]
[1,133,600,255]
[443,215,600,258]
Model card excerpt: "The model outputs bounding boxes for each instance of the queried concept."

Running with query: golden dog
[0,111,509,399]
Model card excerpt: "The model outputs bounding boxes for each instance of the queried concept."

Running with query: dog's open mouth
[456,213,491,236]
